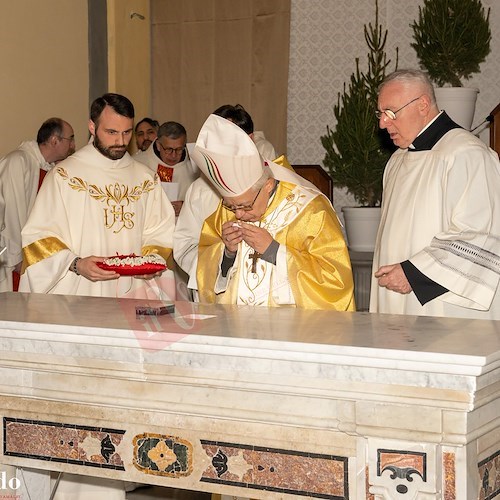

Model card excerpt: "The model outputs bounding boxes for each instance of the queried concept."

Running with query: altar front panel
[0,292,498,499]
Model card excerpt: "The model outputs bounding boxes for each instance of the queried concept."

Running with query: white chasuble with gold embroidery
[19,144,176,299]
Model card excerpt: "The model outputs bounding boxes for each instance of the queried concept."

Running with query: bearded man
[20,93,175,300]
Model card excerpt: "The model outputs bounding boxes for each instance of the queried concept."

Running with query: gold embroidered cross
[249,251,261,273]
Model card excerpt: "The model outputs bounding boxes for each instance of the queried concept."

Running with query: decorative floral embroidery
[57,167,156,233]
[237,186,314,305]
[157,164,174,182]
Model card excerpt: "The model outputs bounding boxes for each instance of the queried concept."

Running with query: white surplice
[135,141,199,201]
[0,141,53,291]
[370,128,500,319]
[173,174,220,293]
[252,131,277,160]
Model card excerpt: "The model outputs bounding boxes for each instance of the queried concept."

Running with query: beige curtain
[151,0,290,155]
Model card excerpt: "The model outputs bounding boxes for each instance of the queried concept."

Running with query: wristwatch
[69,257,81,275]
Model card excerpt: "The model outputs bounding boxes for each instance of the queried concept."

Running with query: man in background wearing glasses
[0,117,75,292]
[191,114,354,311]
[136,120,199,216]
[371,69,500,320]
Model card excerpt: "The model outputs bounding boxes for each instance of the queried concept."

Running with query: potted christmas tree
[411,0,491,129]
[321,0,397,251]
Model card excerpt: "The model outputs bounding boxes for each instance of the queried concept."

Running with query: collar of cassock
[409,112,462,152]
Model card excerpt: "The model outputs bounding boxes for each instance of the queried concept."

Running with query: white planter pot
[434,87,479,131]
[342,206,381,252]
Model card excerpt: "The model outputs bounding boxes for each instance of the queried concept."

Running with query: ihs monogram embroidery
[57,167,156,233]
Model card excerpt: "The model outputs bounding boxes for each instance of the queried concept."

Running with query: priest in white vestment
[173,173,219,297]
[252,130,277,160]
[0,118,75,292]
[135,121,199,217]
[19,93,175,500]
[191,114,355,310]
[370,69,500,319]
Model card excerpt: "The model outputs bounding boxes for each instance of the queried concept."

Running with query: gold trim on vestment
[22,237,68,273]
[273,154,294,170]
[57,166,157,204]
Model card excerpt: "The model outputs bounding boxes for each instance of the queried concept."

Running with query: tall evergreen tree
[321,0,397,207]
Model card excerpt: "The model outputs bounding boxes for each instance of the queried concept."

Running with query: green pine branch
[321,0,397,207]
[411,0,491,87]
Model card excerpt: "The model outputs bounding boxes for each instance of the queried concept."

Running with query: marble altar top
[1,292,499,369]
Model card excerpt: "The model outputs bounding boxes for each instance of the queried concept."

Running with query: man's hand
[240,223,273,254]
[76,256,119,282]
[221,221,243,254]
[134,269,165,280]
[374,263,412,294]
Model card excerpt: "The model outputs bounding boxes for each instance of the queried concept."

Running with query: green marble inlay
[135,435,191,476]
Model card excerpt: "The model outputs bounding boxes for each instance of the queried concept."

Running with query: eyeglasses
[157,142,185,155]
[58,135,75,143]
[376,95,423,120]
[222,186,263,212]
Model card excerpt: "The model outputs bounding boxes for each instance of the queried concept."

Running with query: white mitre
[191,114,264,197]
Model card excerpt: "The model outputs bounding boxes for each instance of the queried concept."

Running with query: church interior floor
[126,485,211,499]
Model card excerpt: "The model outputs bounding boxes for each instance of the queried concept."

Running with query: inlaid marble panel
[478,449,500,500]
[377,448,426,483]
[201,440,348,499]
[3,418,125,470]
[366,464,374,500]
[443,452,456,500]
[368,443,435,498]
[133,433,193,478]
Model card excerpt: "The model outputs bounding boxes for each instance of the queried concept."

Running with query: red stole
[38,168,48,190]
[157,164,174,182]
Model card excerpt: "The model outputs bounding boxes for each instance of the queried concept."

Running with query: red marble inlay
[4,419,124,469]
[378,449,426,481]
[443,452,456,500]
[201,441,347,498]
[366,464,375,499]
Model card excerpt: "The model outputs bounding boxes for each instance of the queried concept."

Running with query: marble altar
[0,291,498,499]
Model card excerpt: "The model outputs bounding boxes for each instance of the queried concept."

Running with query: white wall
[288,0,500,213]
